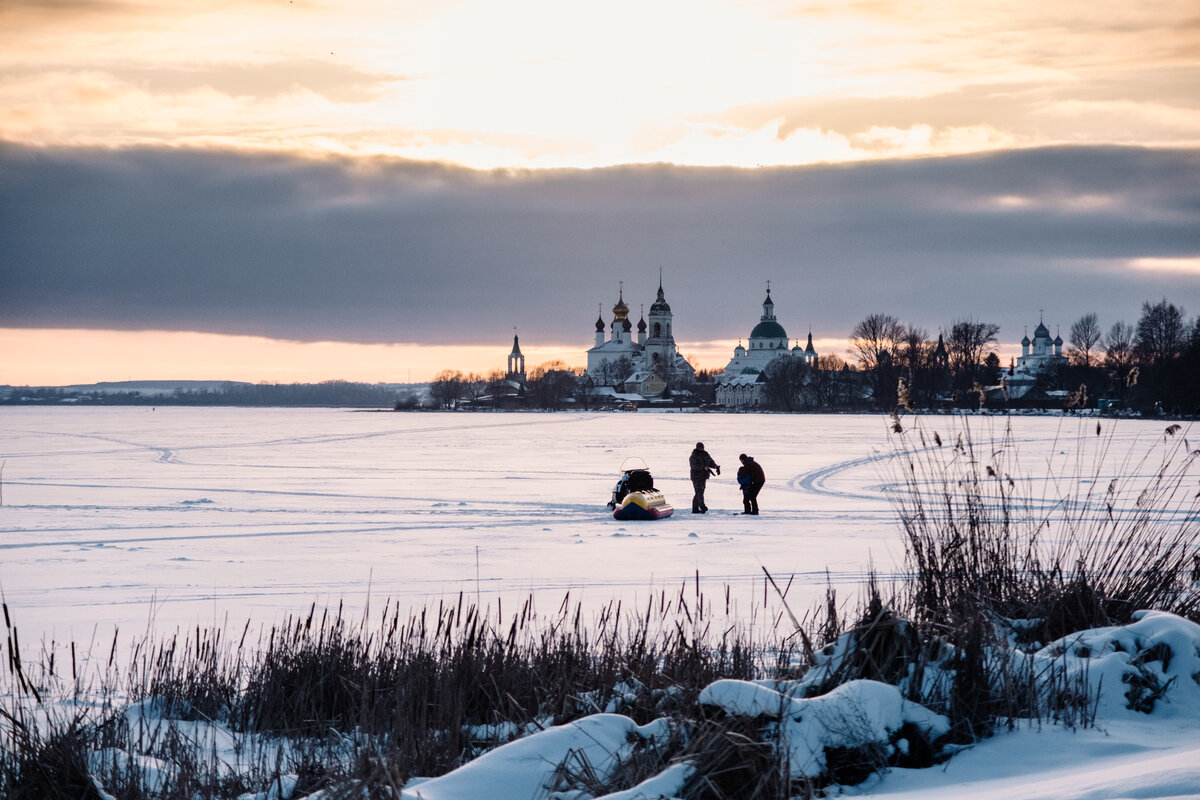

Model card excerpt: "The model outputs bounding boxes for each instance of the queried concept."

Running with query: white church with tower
[586,277,696,390]
[716,285,817,407]
[721,285,817,378]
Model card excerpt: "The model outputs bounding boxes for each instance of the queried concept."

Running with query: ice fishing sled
[607,457,674,520]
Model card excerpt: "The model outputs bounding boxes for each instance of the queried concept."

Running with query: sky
[2,0,1199,384]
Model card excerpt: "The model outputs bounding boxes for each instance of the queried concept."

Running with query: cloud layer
[3,1,1198,169]
[4,144,1199,351]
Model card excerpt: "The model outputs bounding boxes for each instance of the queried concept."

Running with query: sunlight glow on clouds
[1128,258,1200,276]
[2,0,1198,168]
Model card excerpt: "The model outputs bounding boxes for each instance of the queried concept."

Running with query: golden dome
[612,286,629,320]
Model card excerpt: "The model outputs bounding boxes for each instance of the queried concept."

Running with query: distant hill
[63,380,255,396]
[0,380,430,407]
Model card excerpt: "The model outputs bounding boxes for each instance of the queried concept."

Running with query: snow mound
[398,715,670,800]
[700,678,950,779]
[1037,609,1200,719]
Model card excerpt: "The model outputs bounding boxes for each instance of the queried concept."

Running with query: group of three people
[688,442,765,515]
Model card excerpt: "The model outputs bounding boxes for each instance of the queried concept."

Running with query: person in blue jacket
[736,453,765,515]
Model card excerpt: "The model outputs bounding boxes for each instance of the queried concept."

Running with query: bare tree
[849,313,905,406]
[1067,313,1103,368]
[946,318,1000,384]
[527,361,578,409]
[429,369,465,408]
[898,325,930,372]
[462,372,489,401]
[813,354,853,407]
[1135,298,1186,370]
[762,355,811,411]
[1104,321,1135,374]
[849,313,905,371]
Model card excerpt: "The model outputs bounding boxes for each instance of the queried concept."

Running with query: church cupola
[637,305,647,345]
[748,283,787,350]
[594,304,605,347]
[611,284,631,344]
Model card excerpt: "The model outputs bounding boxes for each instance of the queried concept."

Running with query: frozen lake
[0,407,1183,645]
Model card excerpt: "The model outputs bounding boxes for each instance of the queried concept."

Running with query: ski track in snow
[1,410,1190,641]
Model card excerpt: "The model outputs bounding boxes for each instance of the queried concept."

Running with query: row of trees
[428,363,590,411]
[428,361,731,410]
[828,298,1199,413]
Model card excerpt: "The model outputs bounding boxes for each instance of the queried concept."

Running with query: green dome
[750,319,787,340]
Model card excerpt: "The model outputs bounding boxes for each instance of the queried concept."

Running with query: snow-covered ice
[1,406,929,641]
[3,407,1199,798]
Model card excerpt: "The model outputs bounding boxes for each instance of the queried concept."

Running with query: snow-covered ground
[3,408,1199,798]
[0,406,924,641]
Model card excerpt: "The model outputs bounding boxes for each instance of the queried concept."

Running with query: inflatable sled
[607,458,674,521]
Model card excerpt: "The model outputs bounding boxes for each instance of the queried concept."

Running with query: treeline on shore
[428,298,1200,416]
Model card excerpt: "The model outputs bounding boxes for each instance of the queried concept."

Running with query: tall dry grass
[883,416,1200,634]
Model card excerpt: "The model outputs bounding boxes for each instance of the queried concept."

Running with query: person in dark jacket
[736,453,765,515]
[689,442,720,513]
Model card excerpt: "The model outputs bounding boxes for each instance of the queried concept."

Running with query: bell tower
[507,332,526,383]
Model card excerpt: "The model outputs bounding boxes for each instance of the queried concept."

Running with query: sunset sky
[2,0,1199,384]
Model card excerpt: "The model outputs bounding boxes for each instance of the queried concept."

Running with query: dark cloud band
[2,143,1198,347]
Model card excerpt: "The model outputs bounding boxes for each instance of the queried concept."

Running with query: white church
[1004,316,1068,399]
[586,280,696,393]
[716,287,818,408]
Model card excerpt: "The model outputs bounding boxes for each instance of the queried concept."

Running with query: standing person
[689,442,720,513]
[737,453,765,515]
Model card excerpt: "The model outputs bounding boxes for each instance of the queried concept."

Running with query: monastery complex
[585,280,818,407]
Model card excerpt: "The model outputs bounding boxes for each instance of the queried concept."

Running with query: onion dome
[751,318,787,340]
[1054,334,1063,346]
[614,296,633,321]
[1033,321,1050,339]
[1021,334,1031,346]
[750,285,785,339]
[614,284,633,328]
[637,316,647,333]
[622,318,632,332]
[595,313,605,333]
